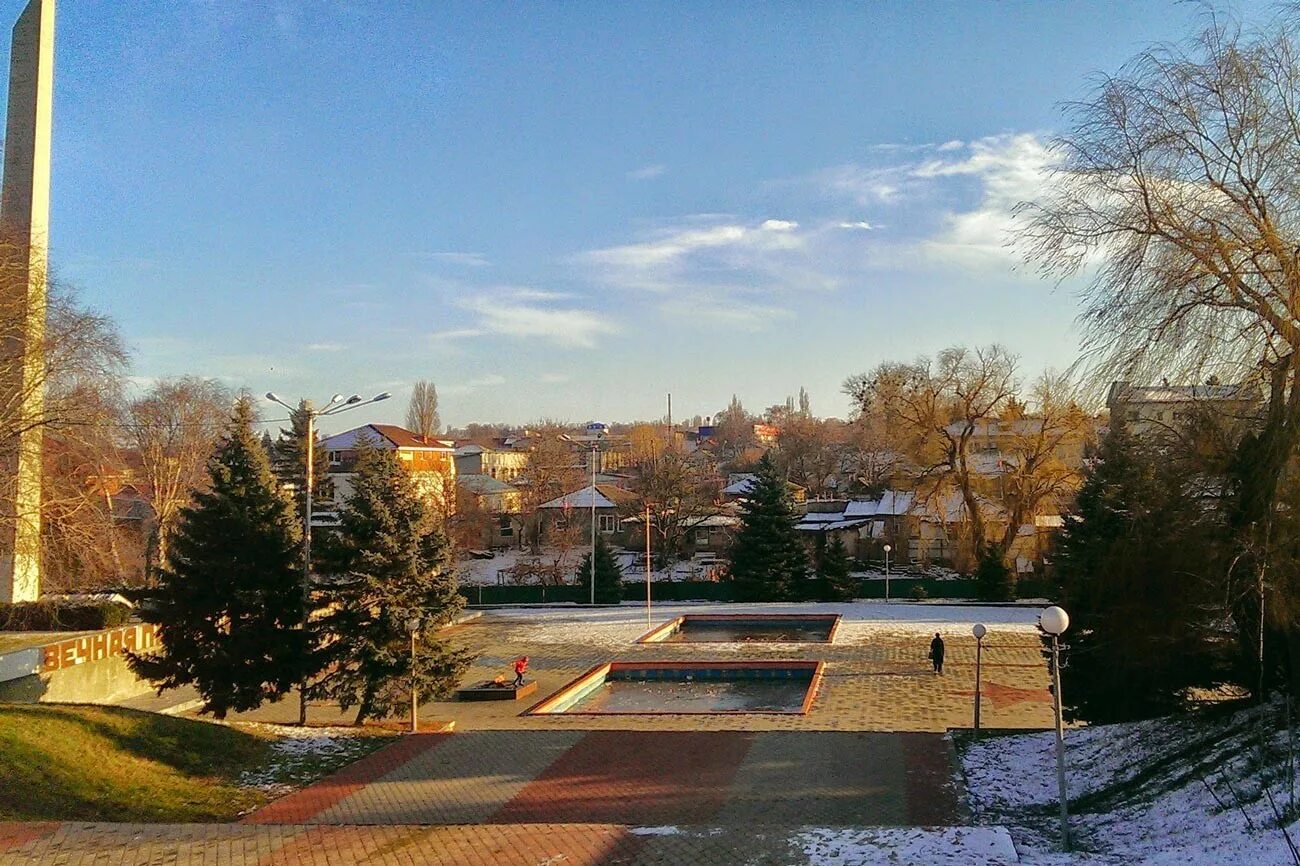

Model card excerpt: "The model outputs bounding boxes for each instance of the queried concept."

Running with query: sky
[14,0,1274,432]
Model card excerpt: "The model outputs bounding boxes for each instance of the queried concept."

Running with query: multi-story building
[1106,380,1260,438]
[453,442,529,482]
[318,424,456,518]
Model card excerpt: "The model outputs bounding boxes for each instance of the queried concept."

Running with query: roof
[844,491,915,518]
[538,483,639,510]
[320,424,454,452]
[794,518,873,533]
[457,474,514,496]
[1108,381,1259,405]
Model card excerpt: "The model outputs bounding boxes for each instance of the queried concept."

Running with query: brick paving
[1,605,1046,863]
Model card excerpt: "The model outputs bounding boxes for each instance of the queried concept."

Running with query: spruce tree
[817,535,856,601]
[728,453,809,601]
[128,397,306,719]
[578,535,624,604]
[273,400,331,523]
[1057,428,1230,723]
[975,544,1016,602]
[311,440,473,724]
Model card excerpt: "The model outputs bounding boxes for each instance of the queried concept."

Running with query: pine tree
[311,440,473,724]
[273,400,331,524]
[817,535,856,601]
[128,397,306,719]
[578,535,624,604]
[728,453,808,601]
[1057,428,1231,723]
[975,544,1016,602]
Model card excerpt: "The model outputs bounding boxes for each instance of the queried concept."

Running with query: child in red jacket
[513,656,529,687]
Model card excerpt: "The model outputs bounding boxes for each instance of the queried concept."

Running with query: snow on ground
[961,701,1300,865]
[234,722,384,798]
[478,601,1045,649]
[797,827,1019,865]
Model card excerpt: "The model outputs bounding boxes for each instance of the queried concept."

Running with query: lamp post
[1040,605,1071,850]
[265,390,392,726]
[406,617,421,734]
[645,502,652,627]
[972,623,987,733]
[883,544,892,604]
[589,439,597,606]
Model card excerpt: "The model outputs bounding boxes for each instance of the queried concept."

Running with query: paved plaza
[1,603,1051,864]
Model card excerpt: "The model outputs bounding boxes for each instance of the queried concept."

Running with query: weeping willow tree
[1018,10,1300,694]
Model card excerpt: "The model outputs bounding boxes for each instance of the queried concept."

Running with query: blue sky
[22,1,1267,430]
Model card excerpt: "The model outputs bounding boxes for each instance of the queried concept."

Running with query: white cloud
[539,372,571,384]
[657,297,791,331]
[441,374,507,396]
[457,295,619,349]
[306,342,346,352]
[761,219,798,231]
[425,251,490,267]
[429,328,486,342]
[838,221,874,230]
[627,163,667,180]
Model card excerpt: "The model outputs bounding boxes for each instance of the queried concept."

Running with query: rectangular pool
[525,661,824,715]
[637,613,841,644]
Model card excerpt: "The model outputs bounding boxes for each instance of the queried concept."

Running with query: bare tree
[845,345,1018,567]
[127,377,232,575]
[405,380,440,438]
[518,424,585,552]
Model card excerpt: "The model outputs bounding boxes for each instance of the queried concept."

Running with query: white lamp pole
[406,617,421,734]
[1040,605,1071,851]
[265,390,391,726]
[972,623,987,733]
[590,440,597,605]
[883,544,892,604]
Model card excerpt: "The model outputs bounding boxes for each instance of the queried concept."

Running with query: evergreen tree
[728,453,808,601]
[128,398,306,719]
[817,534,856,601]
[975,544,1016,602]
[1057,428,1231,723]
[273,400,331,524]
[311,440,473,724]
[578,535,623,604]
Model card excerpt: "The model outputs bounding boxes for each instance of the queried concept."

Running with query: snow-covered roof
[794,518,873,533]
[844,491,915,518]
[1110,381,1259,405]
[538,483,638,510]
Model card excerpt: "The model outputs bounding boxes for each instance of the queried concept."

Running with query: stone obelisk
[0,0,54,603]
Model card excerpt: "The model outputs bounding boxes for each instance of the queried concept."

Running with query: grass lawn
[0,704,392,822]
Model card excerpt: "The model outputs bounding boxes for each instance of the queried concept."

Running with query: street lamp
[265,390,391,725]
[1040,605,1071,850]
[883,544,892,604]
[972,623,987,733]
[644,502,653,627]
[406,616,421,734]
[589,439,597,605]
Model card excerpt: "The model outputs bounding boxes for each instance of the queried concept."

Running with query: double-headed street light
[265,390,391,725]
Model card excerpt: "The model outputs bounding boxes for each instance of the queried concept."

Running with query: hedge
[0,600,133,632]
[463,576,1057,606]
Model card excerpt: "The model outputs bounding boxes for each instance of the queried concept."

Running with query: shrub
[0,600,132,632]
[909,585,929,600]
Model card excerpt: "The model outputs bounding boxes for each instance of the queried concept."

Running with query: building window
[498,515,513,538]
[327,451,341,465]
[695,529,710,545]
[598,514,618,533]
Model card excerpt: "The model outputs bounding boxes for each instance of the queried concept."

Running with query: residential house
[622,511,741,560]
[720,473,807,504]
[455,474,523,549]
[319,424,457,518]
[536,483,639,546]
[453,442,529,482]
[794,500,874,560]
[1107,379,1260,439]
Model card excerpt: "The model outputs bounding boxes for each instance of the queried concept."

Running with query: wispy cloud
[429,328,486,342]
[423,251,491,267]
[441,374,507,396]
[461,297,618,349]
[627,163,667,180]
[306,342,346,352]
[539,372,571,384]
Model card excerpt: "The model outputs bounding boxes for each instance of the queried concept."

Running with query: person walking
[929,633,945,675]
[513,656,529,687]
